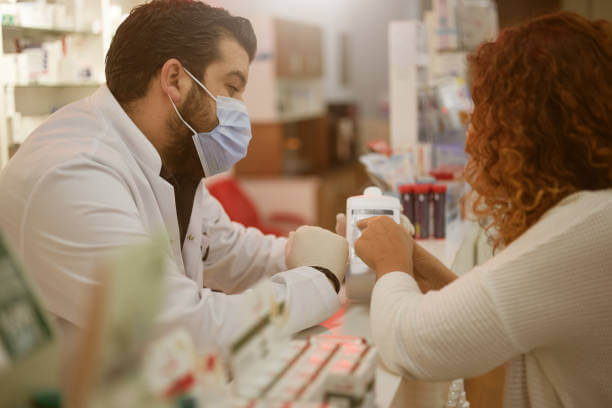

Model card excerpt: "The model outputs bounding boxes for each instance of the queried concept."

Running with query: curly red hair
[465,11,612,250]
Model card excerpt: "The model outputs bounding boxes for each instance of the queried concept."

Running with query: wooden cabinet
[316,163,368,230]
[235,122,284,175]
[242,15,325,124]
[238,16,344,178]
[236,116,331,177]
[238,162,368,231]
[465,365,506,408]
[496,0,560,28]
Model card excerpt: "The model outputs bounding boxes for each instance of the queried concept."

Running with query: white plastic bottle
[345,187,401,301]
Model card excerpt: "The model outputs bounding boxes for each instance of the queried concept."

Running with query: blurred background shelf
[1,0,610,240]
[2,24,100,38]
[11,81,103,88]
[0,0,134,167]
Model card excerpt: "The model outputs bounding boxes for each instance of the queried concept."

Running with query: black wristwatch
[311,266,340,293]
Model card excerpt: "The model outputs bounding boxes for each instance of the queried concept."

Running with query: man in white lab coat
[0,1,342,356]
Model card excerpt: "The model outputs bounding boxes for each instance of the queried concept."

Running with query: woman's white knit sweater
[370,189,612,407]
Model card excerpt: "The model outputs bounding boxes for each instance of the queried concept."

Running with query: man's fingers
[285,231,295,259]
[335,213,346,236]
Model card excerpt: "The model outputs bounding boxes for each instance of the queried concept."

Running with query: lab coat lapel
[93,85,186,273]
[181,182,205,287]
[143,169,185,272]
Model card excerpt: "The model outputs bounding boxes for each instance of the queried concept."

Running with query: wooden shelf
[2,24,100,38]
[11,82,103,88]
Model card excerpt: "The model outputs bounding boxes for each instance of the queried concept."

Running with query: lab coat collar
[92,84,163,175]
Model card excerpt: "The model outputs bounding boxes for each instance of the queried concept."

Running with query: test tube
[413,184,431,239]
[398,184,415,223]
[432,184,447,239]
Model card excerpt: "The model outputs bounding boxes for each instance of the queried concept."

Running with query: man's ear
[160,58,189,103]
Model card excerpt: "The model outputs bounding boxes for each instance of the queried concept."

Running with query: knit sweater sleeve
[370,194,612,382]
[370,269,521,381]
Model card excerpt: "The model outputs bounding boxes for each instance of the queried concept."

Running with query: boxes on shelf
[2,40,100,86]
[433,0,460,51]
[0,2,89,32]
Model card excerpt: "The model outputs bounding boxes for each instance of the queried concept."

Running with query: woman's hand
[336,212,456,289]
[335,213,415,237]
[412,243,457,292]
[355,216,414,281]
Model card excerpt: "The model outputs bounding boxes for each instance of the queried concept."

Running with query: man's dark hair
[105,0,256,105]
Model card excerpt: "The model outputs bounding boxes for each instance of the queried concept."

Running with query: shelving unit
[231,15,363,230]
[0,0,136,169]
[234,16,329,177]
[12,82,103,87]
[2,24,99,38]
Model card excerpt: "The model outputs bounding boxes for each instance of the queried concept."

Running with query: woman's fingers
[355,217,414,279]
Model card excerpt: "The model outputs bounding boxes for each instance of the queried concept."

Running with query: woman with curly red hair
[355,11,612,407]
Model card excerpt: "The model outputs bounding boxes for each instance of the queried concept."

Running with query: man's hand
[412,243,457,292]
[285,226,349,292]
[335,213,347,237]
[355,216,414,281]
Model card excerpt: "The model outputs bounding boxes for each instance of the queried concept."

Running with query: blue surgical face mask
[167,67,252,177]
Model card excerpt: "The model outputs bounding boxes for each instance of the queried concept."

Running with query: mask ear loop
[167,93,212,177]
[183,67,217,102]
[167,94,197,135]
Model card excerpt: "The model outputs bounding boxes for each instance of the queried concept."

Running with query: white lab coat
[0,85,339,353]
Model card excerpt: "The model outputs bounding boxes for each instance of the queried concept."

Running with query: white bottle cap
[363,186,382,196]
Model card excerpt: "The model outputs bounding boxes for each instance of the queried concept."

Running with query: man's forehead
[214,38,250,78]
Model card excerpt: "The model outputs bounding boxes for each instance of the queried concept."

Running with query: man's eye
[227,85,239,95]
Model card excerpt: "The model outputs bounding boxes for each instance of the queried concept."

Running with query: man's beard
[164,85,216,178]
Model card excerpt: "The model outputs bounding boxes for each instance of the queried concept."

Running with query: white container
[345,187,401,301]
[0,55,18,85]
[16,54,30,85]
[23,47,47,81]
